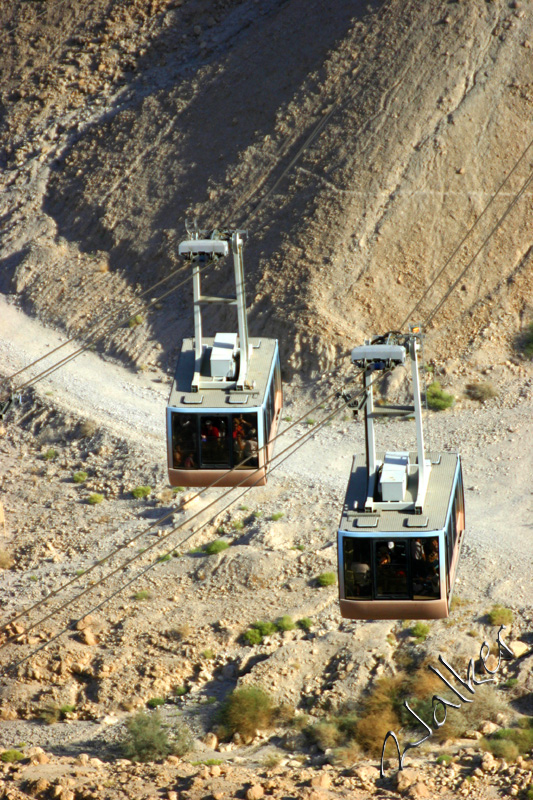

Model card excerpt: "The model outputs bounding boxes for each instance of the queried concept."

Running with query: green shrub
[75,569,85,577]
[157,554,172,563]
[276,615,295,632]
[253,621,278,637]
[128,314,144,328]
[204,540,229,555]
[481,737,519,762]
[489,724,533,754]
[297,617,313,632]
[436,754,453,765]
[43,448,58,460]
[172,486,185,493]
[504,678,518,688]
[87,493,104,505]
[60,704,75,715]
[147,698,165,708]
[201,649,215,660]
[411,622,430,642]
[239,505,249,512]
[134,590,152,601]
[232,520,244,530]
[427,381,454,411]
[488,605,514,626]
[243,628,262,646]
[122,711,172,761]
[0,749,24,763]
[39,704,61,725]
[270,512,284,521]
[173,685,188,697]
[317,572,336,587]
[219,686,274,739]
[132,486,152,499]
[305,419,316,426]
[465,382,498,402]
[29,575,38,582]
[73,471,88,483]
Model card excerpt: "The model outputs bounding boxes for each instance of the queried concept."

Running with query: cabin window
[232,413,259,469]
[200,415,231,467]
[411,537,440,600]
[375,540,409,598]
[343,538,372,599]
[172,413,198,469]
[341,535,441,601]
[171,412,259,470]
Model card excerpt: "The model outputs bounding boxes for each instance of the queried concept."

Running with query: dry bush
[488,605,514,625]
[466,382,498,402]
[306,720,343,750]
[0,551,14,569]
[355,709,401,756]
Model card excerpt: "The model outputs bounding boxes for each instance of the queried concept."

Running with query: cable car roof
[168,337,278,410]
[340,451,459,534]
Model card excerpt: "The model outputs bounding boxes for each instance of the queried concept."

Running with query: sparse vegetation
[276,615,296,631]
[39,703,75,724]
[243,627,262,646]
[481,719,533,762]
[131,485,152,499]
[201,649,215,660]
[204,539,230,555]
[0,551,14,570]
[317,572,336,587]
[466,381,498,402]
[436,754,453,765]
[72,470,88,483]
[219,686,274,739]
[232,520,244,530]
[87,493,104,505]
[122,710,191,761]
[128,314,144,328]
[270,512,284,521]
[503,678,519,688]
[488,604,514,626]
[172,486,185,493]
[147,698,165,708]
[297,617,313,632]
[173,685,188,697]
[426,381,454,411]
[43,448,58,460]
[134,590,152,601]
[157,554,172,563]
[411,622,430,642]
[0,749,25,763]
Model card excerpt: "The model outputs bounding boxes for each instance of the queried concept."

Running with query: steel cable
[6,369,387,673]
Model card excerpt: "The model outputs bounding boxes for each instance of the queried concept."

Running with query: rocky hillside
[1,0,533,379]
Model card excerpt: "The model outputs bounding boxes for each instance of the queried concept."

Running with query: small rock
[75,615,94,631]
[310,773,331,789]
[167,792,178,800]
[396,768,419,792]
[204,732,218,750]
[510,641,529,658]
[210,765,221,777]
[81,628,98,646]
[480,721,499,735]
[464,730,482,740]
[246,785,264,800]
[407,783,431,800]
[353,766,380,782]
[32,752,50,764]
[76,753,90,765]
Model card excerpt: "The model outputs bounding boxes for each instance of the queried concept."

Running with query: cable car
[338,328,465,620]
[166,229,282,488]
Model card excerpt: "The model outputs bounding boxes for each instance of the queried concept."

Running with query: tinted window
[375,540,409,598]
[343,538,372,599]
[232,413,259,469]
[411,537,440,600]
[200,415,231,467]
[172,413,198,469]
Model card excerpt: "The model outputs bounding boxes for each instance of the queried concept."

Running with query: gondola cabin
[166,230,282,487]
[338,330,465,620]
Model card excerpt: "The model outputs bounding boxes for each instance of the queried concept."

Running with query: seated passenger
[184,452,196,468]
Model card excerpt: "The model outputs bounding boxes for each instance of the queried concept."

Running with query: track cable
[5,370,387,673]
[0,370,363,646]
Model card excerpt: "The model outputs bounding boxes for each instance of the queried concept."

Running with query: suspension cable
[6,370,386,672]
[422,165,533,329]
[401,133,533,329]
[0,370,362,643]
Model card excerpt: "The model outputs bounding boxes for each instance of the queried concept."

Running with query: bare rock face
[396,768,420,792]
